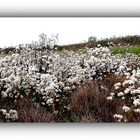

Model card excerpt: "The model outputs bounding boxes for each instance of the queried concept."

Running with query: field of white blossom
[0,34,140,122]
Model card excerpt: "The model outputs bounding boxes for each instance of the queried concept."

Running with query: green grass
[111,45,140,56]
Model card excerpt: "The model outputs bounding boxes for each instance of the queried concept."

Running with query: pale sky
[0,18,140,47]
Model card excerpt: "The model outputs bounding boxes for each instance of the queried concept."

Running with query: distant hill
[1,35,140,54]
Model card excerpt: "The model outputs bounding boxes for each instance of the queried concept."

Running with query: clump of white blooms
[9,109,18,121]
[0,109,18,121]
[114,114,123,122]
[114,82,121,90]
[122,105,130,112]
[108,67,140,122]
[46,98,54,106]
[133,99,140,107]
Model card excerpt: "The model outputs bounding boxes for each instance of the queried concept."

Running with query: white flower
[40,74,47,81]
[0,109,7,115]
[13,77,21,88]
[63,86,71,92]
[46,98,54,105]
[45,86,54,93]
[114,82,121,87]
[107,96,113,100]
[121,96,125,100]
[117,92,124,97]
[9,109,18,121]
[8,74,15,81]
[131,89,140,94]
[1,91,7,98]
[119,65,125,72]
[5,113,10,119]
[41,102,45,105]
[41,74,53,82]
[135,70,140,78]
[110,93,115,96]
[55,99,59,102]
[0,109,18,121]
[5,87,13,94]
[72,85,76,90]
[124,88,130,94]
[114,85,120,90]
[114,114,123,120]
[122,106,130,112]
[133,99,140,107]
[123,80,135,86]
[134,108,140,113]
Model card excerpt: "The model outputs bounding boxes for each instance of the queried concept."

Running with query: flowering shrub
[0,35,140,122]
[0,109,18,122]
[106,69,140,122]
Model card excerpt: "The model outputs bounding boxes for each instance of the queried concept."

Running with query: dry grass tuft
[70,79,125,122]
[16,97,54,122]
